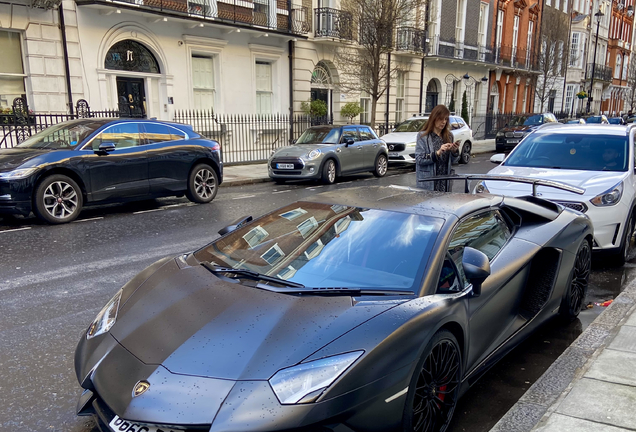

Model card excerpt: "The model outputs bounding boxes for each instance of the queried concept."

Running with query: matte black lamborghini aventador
[75,184,593,432]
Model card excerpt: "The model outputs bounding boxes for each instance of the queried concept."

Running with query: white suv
[380,114,474,165]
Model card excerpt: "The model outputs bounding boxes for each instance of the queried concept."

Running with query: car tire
[459,141,471,164]
[321,159,337,184]
[373,154,388,177]
[559,239,591,320]
[186,163,218,204]
[33,174,83,224]
[402,329,461,432]
[615,213,635,266]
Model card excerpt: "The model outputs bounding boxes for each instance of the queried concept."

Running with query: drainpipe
[419,0,431,113]
[288,39,294,141]
[385,52,391,132]
[59,4,74,115]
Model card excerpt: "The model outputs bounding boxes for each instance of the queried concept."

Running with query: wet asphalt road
[0,153,631,432]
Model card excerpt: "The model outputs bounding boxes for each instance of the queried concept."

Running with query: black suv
[495,113,559,152]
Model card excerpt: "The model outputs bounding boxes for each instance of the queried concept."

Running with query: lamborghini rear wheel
[403,330,462,432]
[559,239,591,320]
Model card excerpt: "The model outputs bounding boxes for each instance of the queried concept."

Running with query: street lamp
[587,9,604,114]
[462,73,489,126]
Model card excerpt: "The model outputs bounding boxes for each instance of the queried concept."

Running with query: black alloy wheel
[186,163,218,203]
[459,142,471,164]
[373,154,388,177]
[34,174,83,224]
[560,240,591,320]
[403,330,462,432]
[322,159,337,184]
[617,213,635,266]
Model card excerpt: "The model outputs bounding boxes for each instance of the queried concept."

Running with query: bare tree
[333,0,426,127]
[534,8,570,111]
[627,56,636,112]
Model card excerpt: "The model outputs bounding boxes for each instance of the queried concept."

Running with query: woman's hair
[420,105,453,143]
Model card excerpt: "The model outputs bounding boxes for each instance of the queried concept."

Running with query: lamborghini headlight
[86,289,122,339]
[305,149,322,160]
[590,181,623,207]
[269,351,363,404]
[474,181,490,194]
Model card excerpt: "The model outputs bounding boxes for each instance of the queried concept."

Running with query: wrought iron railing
[585,63,613,81]
[314,7,353,40]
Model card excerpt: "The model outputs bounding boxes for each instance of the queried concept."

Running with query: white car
[478,125,636,264]
[380,114,474,165]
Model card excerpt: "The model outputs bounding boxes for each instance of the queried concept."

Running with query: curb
[489,277,636,432]
[220,177,272,188]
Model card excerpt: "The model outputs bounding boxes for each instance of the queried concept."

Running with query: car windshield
[585,116,603,123]
[393,119,428,132]
[522,115,544,126]
[15,121,102,150]
[296,127,341,144]
[507,116,528,126]
[504,133,629,172]
[195,202,443,291]
[609,118,623,124]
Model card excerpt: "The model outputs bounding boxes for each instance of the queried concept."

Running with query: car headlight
[590,181,623,207]
[86,289,123,339]
[496,131,504,138]
[474,181,490,194]
[0,167,38,179]
[406,142,416,148]
[305,149,321,160]
[269,351,363,404]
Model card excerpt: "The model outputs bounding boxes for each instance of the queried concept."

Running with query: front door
[117,77,147,118]
[339,126,363,171]
[311,88,331,119]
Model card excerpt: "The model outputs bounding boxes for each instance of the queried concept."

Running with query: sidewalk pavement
[490,278,636,432]
[221,139,496,187]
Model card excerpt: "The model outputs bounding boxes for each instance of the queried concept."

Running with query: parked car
[74,184,592,432]
[0,119,222,224]
[584,114,609,124]
[495,113,559,152]
[268,125,388,184]
[481,124,636,265]
[608,117,626,125]
[561,118,586,124]
[380,114,474,165]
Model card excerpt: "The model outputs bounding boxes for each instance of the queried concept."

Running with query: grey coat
[415,131,460,191]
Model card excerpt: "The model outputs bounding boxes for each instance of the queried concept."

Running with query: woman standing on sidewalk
[415,105,460,191]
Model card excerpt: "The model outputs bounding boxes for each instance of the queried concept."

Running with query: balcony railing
[314,7,353,40]
[585,63,613,82]
[396,27,426,53]
[76,0,310,35]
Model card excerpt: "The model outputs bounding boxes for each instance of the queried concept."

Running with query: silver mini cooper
[268,125,389,184]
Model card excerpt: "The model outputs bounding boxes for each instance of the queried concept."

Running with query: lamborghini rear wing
[417,174,586,196]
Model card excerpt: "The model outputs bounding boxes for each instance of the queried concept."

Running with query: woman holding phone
[415,105,460,191]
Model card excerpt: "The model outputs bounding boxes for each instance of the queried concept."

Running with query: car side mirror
[96,142,116,154]
[462,247,491,297]
[345,138,355,146]
[218,215,253,236]
[490,153,505,164]
[292,139,297,144]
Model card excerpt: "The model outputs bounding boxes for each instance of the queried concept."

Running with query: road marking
[73,217,104,223]
[272,190,291,194]
[385,387,408,403]
[232,195,256,200]
[340,181,352,184]
[160,203,189,209]
[0,227,31,233]
[133,209,164,215]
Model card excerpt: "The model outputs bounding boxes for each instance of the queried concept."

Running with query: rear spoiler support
[416,175,586,196]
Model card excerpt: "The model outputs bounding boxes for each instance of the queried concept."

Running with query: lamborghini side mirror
[462,247,491,297]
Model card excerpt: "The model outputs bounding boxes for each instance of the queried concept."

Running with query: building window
[255,61,272,114]
[512,15,519,64]
[526,21,533,67]
[455,0,466,44]
[0,31,26,109]
[191,55,215,110]
[565,84,574,113]
[570,33,580,67]
[360,92,370,124]
[616,55,623,79]
[496,10,504,61]
[478,3,488,52]
[555,0,560,10]
[395,71,405,123]
[623,55,629,80]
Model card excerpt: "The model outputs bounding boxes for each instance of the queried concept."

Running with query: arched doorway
[425,79,440,113]
[311,61,334,117]
[105,40,161,118]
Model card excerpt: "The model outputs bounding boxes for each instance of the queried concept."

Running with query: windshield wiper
[202,262,305,288]
[261,287,415,296]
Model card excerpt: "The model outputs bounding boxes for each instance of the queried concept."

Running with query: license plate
[109,415,182,432]
[388,152,399,157]
[507,139,520,144]
[276,163,295,169]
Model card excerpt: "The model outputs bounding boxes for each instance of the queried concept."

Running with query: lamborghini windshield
[195,202,442,291]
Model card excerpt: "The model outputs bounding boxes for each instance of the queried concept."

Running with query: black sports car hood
[110,261,405,380]
[499,125,536,133]
[0,148,48,171]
